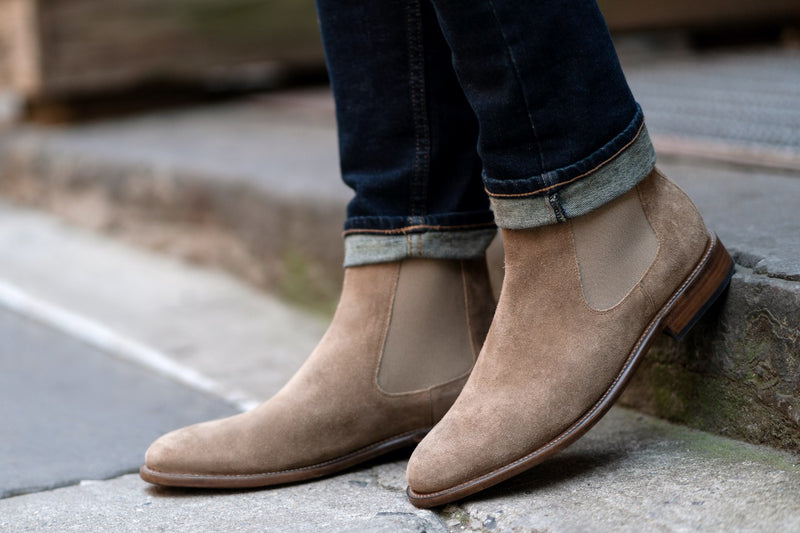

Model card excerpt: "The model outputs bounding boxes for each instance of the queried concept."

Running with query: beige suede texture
[144,258,495,478]
[407,169,710,495]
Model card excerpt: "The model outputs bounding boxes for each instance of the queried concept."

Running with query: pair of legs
[140,0,734,507]
[327,0,652,265]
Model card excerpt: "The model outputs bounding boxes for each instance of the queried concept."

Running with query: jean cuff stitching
[485,114,645,199]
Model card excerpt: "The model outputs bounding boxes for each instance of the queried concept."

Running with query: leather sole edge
[140,428,430,489]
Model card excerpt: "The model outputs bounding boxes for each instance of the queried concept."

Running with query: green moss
[629,355,800,454]
[171,0,321,42]
[619,403,800,471]
[647,363,746,429]
[680,430,800,471]
[438,506,477,529]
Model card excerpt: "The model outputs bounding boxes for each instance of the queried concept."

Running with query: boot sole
[140,428,429,489]
[407,234,734,508]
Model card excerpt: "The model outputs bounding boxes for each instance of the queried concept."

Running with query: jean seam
[486,0,546,171]
[406,0,430,218]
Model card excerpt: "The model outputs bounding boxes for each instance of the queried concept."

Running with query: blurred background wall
[0,0,323,120]
[1,0,799,122]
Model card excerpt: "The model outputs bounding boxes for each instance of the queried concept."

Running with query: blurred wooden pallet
[2,0,799,121]
[0,0,323,117]
[600,0,800,31]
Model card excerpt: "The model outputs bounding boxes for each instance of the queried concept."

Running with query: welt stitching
[149,429,426,479]
[486,120,645,198]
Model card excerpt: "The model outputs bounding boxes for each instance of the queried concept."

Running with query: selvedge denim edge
[489,120,656,229]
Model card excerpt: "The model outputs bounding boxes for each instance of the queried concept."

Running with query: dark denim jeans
[315,0,656,266]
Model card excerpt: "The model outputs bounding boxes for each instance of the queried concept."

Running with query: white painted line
[0,279,259,412]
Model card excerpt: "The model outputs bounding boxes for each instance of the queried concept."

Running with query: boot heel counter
[638,168,713,307]
[650,167,709,237]
[663,235,734,340]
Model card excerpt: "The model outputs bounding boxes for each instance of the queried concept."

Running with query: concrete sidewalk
[0,202,798,532]
[0,305,237,499]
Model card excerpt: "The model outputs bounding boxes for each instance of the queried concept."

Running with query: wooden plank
[0,0,42,94]
[34,0,323,97]
[1,0,323,100]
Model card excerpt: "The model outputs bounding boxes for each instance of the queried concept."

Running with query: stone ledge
[0,118,348,314]
[621,267,800,452]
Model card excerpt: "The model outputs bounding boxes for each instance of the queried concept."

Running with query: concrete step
[1,410,798,532]
[0,89,349,314]
[0,201,797,531]
[0,50,798,454]
[0,201,325,406]
[0,197,321,499]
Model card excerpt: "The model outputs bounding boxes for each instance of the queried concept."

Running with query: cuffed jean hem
[343,210,496,233]
[344,228,497,267]
[489,122,656,229]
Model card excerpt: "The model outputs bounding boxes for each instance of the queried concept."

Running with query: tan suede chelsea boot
[140,257,495,488]
[406,169,734,507]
